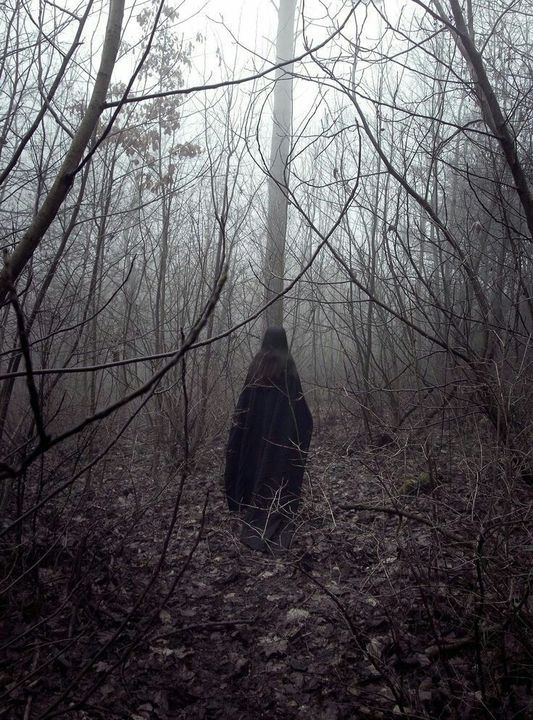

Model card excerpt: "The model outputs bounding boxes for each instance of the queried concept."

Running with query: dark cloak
[224,333,313,552]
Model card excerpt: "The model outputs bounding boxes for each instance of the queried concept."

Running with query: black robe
[224,374,313,552]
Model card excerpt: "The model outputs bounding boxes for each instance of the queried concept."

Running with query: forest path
[119,428,419,720]
[8,424,520,719]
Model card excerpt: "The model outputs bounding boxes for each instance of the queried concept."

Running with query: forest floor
[2,419,532,719]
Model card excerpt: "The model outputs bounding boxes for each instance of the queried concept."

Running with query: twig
[22,646,41,720]
[9,286,49,447]
[102,8,357,109]
[153,619,255,641]
[0,267,227,539]
[39,422,209,717]
[299,566,405,710]
[340,502,474,547]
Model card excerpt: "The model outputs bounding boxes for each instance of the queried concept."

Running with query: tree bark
[264,0,297,328]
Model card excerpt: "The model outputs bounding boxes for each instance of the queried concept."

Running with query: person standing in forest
[224,327,313,553]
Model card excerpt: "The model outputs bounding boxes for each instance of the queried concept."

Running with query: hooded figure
[224,327,313,552]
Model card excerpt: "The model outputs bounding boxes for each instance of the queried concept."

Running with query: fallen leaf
[286,608,310,624]
[159,609,172,624]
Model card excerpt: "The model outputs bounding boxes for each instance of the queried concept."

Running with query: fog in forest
[1,0,532,718]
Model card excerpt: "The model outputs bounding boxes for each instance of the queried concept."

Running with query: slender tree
[264,0,298,327]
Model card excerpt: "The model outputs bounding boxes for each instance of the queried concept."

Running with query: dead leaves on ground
[1,431,531,719]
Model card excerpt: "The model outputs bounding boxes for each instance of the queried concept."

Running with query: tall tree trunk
[264,0,297,328]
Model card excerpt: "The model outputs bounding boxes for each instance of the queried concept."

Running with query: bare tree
[0,0,125,303]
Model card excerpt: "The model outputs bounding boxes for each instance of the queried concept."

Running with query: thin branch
[102,8,357,109]
[0,0,125,304]
[0,267,227,526]
[340,502,473,547]
[0,0,94,187]
[76,0,168,174]
[0,259,135,359]
[9,286,49,447]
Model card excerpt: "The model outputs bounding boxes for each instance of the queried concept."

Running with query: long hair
[245,327,298,387]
